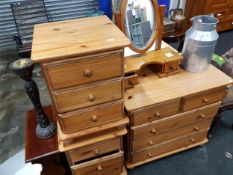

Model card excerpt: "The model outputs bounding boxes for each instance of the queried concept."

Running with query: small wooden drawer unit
[53,78,123,113]
[130,130,208,163]
[43,51,123,90]
[66,137,122,165]
[131,99,180,126]
[124,65,232,169]
[131,102,220,140]
[32,16,130,175]
[181,87,226,112]
[59,101,124,134]
[71,151,124,175]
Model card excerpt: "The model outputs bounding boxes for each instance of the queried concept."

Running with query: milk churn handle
[169,9,175,16]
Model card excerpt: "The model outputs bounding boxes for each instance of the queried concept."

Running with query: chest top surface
[124,65,233,111]
[31,16,130,63]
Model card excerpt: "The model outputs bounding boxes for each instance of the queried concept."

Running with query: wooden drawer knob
[151,128,157,134]
[200,113,206,119]
[88,94,95,102]
[147,153,153,158]
[193,126,200,131]
[216,13,222,17]
[202,98,209,103]
[93,149,100,155]
[190,138,195,143]
[148,140,154,146]
[154,112,161,118]
[83,69,92,77]
[97,165,103,171]
[91,115,98,122]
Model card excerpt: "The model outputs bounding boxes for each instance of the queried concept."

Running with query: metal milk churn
[182,15,219,72]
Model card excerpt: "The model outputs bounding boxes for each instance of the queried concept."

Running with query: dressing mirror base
[124,47,183,87]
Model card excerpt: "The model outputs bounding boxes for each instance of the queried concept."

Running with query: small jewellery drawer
[131,99,180,126]
[131,102,220,140]
[59,101,124,133]
[130,130,208,163]
[53,78,123,113]
[43,51,123,90]
[131,118,213,152]
[66,137,121,165]
[181,87,226,112]
[71,151,123,175]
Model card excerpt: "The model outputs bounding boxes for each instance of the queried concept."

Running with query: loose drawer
[71,151,123,175]
[131,99,180,126]
[131,118,213,152]
[131,102,220,140]
[181,87,226,112]
[53,78,123,113]
[43,51,123,90]
[130,130,208,163]
[67,137,121,165]
[59,101,124,133]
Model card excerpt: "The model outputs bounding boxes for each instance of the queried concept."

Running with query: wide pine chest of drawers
[124,65,232,169]
[31,16,130,175]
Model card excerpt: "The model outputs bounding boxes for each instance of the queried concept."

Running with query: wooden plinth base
[126,138,208,169]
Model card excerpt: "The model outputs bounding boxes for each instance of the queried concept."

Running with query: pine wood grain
[131,102,220,140]
[71,151,123,175]
[66,137,121,165]
[126,137,208,169]
[124,47,183,74]
[131,99,180,126]
[31,16,130,63]
[125,65,232,111]
[43,50,123,90]
[131,118,213,152]
[53,78,123,113]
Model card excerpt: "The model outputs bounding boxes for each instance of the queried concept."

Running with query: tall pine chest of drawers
[31,16,130,175]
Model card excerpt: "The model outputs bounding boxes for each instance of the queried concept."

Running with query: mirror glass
[124,0,155,49]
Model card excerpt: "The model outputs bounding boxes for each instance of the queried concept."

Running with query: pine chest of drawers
[31,16,130,175]
[124,64,232,169]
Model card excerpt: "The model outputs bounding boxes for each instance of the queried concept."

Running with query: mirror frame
[120,0,162,54]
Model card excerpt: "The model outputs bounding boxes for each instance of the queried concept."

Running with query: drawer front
[53,78,123,113]
[132,99,180,126]
[59,101,124,133]
[131,118,213,152]
[206,0,228,12]
[181,87,226,112]
[67,137,121,164]
[131,130,208,163]
[43,51,123,90]
[131,102,220,140]
[71,151,123,175]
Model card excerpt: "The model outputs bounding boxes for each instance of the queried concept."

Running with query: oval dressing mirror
[121,0,161,54]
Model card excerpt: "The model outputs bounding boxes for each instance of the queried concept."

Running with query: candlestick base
[36,122,57,139]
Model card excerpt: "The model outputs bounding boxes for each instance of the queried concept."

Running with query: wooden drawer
[205,0,228,12]
[67,137,121,165]
[71,151,123,175]
[131,99,180,126]
[131,118,213,152]
[53,78,123,113]
[130,130,208,163]
[131,102,220,140]
[43,51,123,90]
[59,101,124,133]
[181,87,226,112]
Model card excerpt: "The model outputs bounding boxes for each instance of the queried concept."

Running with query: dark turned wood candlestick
[9,58,56,139]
